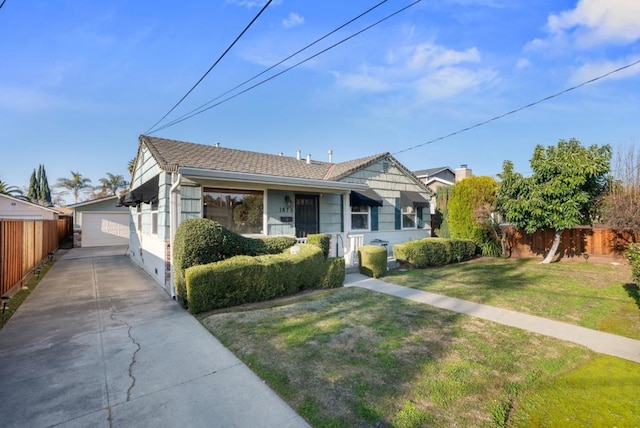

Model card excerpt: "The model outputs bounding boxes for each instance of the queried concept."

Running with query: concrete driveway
[0,246,308,428]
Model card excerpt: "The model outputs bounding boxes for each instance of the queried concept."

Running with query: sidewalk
[0,247,309,428]
[345,273,640,364]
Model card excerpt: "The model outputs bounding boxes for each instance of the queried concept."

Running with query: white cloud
[516,58,530,70]
[528,0,640,50]
[334,41,497,101]
[282,12,304,29]
[568,56,640,85]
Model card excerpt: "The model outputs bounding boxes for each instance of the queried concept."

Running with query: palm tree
[98,173,126,196]
[56,171,92,204]
[0,180,27,199]
[128,157,136,176]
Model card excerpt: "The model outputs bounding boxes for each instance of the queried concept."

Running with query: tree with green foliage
[447,176,500,256]
[56,171,92,204]
[39,165,52,205]
[0,180,27,199]
[434,186,452,238]
[497,138,611,264]
[98,173,126,196]
[26,165,52,206]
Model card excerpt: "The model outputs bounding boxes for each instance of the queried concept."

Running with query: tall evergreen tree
[27,169,40,202]
[39,165,52,206]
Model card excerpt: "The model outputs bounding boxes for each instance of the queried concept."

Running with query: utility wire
[149,0,423,134]
[144,0,273,134]
[148,0,391,133]
[0,0,7,10]
[393,58,640,155]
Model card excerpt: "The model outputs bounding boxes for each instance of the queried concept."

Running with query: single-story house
[68,195,130,247]
[121,135,434,297]
[0,194,60,220]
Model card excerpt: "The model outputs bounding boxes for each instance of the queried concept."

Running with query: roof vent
[213,142,220,148]
[306,154,311,164]
[296,150,301,160]
[278,152,283,156]
[328,150,333,163]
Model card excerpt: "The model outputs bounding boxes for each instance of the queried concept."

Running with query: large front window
[203,188,264,234]
[351,205,370,231]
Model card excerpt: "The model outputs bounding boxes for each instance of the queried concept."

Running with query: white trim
[68,195,119,208]
[178,167,368,191]
[350,205,371,232]
[0,193,61,214]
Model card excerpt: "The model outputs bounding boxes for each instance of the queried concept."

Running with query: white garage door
[82,213,130,247]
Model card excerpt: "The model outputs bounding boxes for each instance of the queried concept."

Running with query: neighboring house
[121,135,433,296]
[0,194,60,220]
[68,195,130,247]
[414,165,473,215]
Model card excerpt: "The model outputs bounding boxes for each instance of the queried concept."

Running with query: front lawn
[384,258,640,339]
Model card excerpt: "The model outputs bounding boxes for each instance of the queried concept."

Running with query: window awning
[400,190,430,208]
[350,188,383,207]
[117,175,159,207]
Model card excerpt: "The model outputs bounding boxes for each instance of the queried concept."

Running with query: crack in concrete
[125,324,141,402]
[109,306,141,402]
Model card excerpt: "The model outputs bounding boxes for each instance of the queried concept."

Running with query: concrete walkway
[345,273,640,364]
[0,247,308,428]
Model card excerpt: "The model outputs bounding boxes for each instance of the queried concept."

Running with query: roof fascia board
[178,167,367,191]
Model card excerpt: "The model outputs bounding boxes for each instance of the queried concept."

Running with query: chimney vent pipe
[296,150,301,160]
[306,154,311,164]
[328,150,333,163]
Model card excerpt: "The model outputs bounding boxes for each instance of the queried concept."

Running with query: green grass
[199,287,638,427]
[385,257,640,339]
[511,355,640,427]
[0,260,54,329]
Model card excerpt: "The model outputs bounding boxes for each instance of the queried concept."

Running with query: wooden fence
[506,225,633,261]
[0,218,72,296]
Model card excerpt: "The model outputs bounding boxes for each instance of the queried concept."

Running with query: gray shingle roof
[141,135,389,182]
[413,166,451,177]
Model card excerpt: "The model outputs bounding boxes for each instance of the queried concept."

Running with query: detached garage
[69,196,130,248]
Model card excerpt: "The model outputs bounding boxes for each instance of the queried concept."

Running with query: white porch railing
[346,234,364,266]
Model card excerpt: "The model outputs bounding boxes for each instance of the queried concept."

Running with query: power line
[148,0,391,134]
[143,0,274,134]
[0,0,7,10]
[149,0,423,134]
[393,58,640,155]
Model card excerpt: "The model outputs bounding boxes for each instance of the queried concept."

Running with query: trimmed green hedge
[626,243,640,282]
[307,233,331,260]
[185,244,344,313]
[358,245,388,278]
[173,218,296,308]
[393,237,476,268]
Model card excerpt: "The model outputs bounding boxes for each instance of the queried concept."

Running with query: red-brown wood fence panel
[0,218,71,296]
[506,225,633,261]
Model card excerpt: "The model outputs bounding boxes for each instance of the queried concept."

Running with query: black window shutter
[395,198,401,230]
[371,206,378,231]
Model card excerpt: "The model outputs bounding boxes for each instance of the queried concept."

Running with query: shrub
[173,219,298,308]
[185,244,330,313]
[626,243,640,282]
[320,257,345,289]
[307,233,332,260]
[358,245,387,278]
[261,236,297,253]
[393,238,476,269]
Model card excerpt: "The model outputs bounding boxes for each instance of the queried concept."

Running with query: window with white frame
[351,205,370,231]
[402,205,417,229]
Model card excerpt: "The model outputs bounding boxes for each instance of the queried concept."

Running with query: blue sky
[1,0,639,204]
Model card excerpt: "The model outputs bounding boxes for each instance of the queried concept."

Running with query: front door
[295,194,319,238]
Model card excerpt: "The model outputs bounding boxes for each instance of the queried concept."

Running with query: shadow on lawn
[388,257,542,295]
[623,283,640,310]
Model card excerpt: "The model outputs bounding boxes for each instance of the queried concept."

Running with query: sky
[1,0,639,204]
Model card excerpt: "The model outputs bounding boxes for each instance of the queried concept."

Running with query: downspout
[169,172,182,299]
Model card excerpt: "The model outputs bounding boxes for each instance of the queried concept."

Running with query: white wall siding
[158,173,171,240]
[129,230,170,293]
[132,147,162,188]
